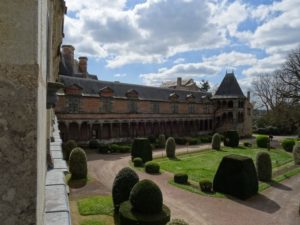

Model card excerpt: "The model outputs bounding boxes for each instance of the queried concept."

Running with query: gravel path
[80,140,300,225]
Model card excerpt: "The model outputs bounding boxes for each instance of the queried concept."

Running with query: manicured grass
[154,147,292,182]
[78,196,114,216]
[80,220,106,225]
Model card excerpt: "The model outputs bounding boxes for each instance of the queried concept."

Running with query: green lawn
[77,196,114,216]
[80,220,106,225]
[154,147,292,182]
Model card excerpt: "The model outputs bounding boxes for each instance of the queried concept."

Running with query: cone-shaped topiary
[62,140,77,160]
[112,167,139,210]
[256,151,272,182]
[293,142,300,165]
[131,138,153,163]
[166,137,176,158]
[129,179,163,214]
[223,130,239,147]
[69,147,87,180]
[158,134,166,148]
[212,133,221,150]
[167,219,189,225]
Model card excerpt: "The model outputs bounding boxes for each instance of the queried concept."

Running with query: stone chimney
[61,45,75,75]
[78,56,88,76]
[247,91,250,101]
[177,77,182,87]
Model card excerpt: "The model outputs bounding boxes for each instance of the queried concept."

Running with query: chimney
[177,77,182,87]
[78,56,88,76]
[61,45,75,75]
[247,91,250,101]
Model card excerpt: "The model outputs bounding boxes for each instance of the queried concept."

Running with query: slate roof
[213,72,245,98]
[60,75,211,102]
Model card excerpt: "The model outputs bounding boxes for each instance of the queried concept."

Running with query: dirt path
[85,149,300,225]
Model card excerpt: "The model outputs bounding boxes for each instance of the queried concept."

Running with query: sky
[63,0,300,92]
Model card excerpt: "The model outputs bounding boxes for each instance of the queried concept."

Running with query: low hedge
[89,139,100,149]
[199,180,213,193]
[145,162,160,174]
[282,138,296,152]
[110,144,131,153]
[174,137,187,145]
[174,173,188,184]
[98,143,111,154]
[256,135,269,148]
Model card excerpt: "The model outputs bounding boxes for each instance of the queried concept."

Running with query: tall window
[171,103,178,113]
[128,100,137,113]
[68,96,80,113]
[152,102,160,113]
[101,98,112,113]
[188,104,195,113]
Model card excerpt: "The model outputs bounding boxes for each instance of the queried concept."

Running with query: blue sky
[63,0,300,92]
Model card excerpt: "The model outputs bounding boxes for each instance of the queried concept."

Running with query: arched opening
[228,101,233,108]
[80,122,90,141]
[69,122,79,141]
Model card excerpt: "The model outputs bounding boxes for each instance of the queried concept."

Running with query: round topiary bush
[130,179,163,214]
[293,142,300,165]
[133,157,143,167]
[167,218,189,225]
[256,135,269,148]
[145,161,160,174]
[62,140,77,160]
[174,173,188,184]
[88,139,100,149]
[112,167,139,210]
[223,130,239,147]
[256,151,272,182]
[166,137,176,158]
[199,180,213,193]
[131,138,153,163]
[212,133,221,150]
[282,138,296,152]
[158,134,166,148]
[69,147,87,180]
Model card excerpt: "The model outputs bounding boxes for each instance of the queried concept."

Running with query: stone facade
[56,49,252,143]
[0,0,66,224]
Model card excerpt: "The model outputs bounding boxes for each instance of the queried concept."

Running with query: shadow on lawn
[228,193,280,213]
[269,180,292,191]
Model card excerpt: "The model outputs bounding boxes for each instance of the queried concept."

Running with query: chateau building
[55,46,252,143]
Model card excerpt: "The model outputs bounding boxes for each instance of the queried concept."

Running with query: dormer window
[126,89,139,98]
[99,86,113,97]
[169,92,179,101]
[186,93,195,102]
[64,84,83,95]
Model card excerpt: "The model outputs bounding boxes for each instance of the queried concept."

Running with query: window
[188,104,195,113]
[171,103,178,113]
[128,100,138,113]
[238,101,244,108]
[68,96,80,113]
[152,102,160,113]
[100,98,112,113]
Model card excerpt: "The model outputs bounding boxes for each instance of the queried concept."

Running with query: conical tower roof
[214,72,245,98]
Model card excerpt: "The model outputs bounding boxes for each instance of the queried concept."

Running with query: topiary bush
[112,167,139,210]
[174,173,188,184]
[88,139,100,149]
[166,137,176,158]
[243,142,252,147]
[145,161,160,174]
[256,135,269,148]
[212,133,221,150]
[213,154,258,200]
[133,157,143,167]
[282,138,296,152]
[167,219,189,225]
[158,134,166,148]
[293,142,300,165]
[131,138,153,163]
[69,147,87,180]
[62,140,77,160]
[199,180,213,193]
[110,144,131,153]
[98,143,111,154]
[223,130,239,147]
[256,152,272,182]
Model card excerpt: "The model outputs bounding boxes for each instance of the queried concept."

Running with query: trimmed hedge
[223,130,239,147]
[167,219,189,225]
[174,137,187,145]
[133,157,143,167]
[88,139,100,149]
[110,144,131,153]
[256,152,272,182]
[131,138,153,163]
[166,137,176,158]
[199,180,213,193]
[212,133,221,150]
[213,154,258,200]
[112,167,139,210]
[145,162,160,174]
[62,140,77,160]
[256,135,269,148]
[69,147,87,180]
[293,142,300,165]
[174,173,188,184]
[282,138,296,152]
[98,143,111,154]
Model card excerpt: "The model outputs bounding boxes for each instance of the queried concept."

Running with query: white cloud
[114,73,127,77]
[173,58,185,64]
